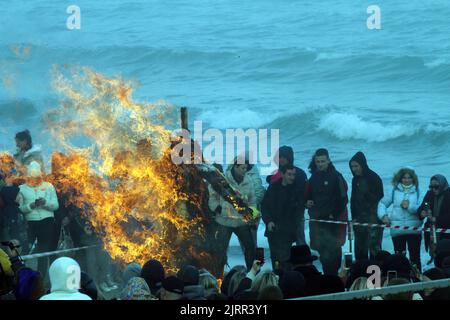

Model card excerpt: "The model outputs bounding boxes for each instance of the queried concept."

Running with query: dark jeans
[267,232,294,271]
[27,217,57,277]
[215,224,256,270]
[311,223,343,276]
[354,225,383,261]
[392,234,422,271]
[317,244,342,276]
[240,218,260,255]
[295,217,306,246]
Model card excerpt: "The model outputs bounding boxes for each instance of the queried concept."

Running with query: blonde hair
[251,271,279,294]
[349,277,369,291]
[228,270,247,297]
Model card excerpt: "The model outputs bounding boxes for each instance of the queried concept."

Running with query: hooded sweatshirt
[417,175,450,241]
[40,257,92,300]
[349,152,384,223]
[261,179,305,239]
[15,161,59,221]
[266,146,308,189]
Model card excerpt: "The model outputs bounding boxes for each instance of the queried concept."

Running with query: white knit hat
[26,161,42,177]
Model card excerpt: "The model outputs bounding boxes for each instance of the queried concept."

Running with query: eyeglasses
[429,185,440,190]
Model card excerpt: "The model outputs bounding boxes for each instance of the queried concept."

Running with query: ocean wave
[317,112,416,142]
[212,108,450,143]
[317,112,450,143]
[424,58,450,68]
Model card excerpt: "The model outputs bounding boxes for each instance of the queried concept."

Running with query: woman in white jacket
[378,167,423,270]
[16,161,59,276]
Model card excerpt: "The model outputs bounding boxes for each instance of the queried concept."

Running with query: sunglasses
[429,185,440,190]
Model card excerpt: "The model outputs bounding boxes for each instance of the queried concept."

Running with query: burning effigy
[21,65,255,277]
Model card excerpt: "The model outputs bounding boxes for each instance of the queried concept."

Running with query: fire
[39,65,211,273]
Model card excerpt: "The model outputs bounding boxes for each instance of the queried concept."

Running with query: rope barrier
[21,245,100,261]
[307,218,450,234]
[292,278,450,300]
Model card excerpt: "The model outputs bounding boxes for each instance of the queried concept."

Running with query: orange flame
[39,65,212,273]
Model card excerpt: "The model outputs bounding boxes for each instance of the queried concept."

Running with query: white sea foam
[317,112,416,142]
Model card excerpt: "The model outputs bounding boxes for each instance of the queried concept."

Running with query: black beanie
[278,146,294,165]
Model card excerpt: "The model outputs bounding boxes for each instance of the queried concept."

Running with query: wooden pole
[180,107,189,132]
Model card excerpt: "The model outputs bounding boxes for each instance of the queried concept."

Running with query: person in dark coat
[289,245,323,297]
[319,275,345,295]
[279,271,306,299]
[0,154,26,248]
[418,174,450,257]
[266,146,308,245]
[306,148,348,276]
[262,164,305,270]
[349,151,384,261]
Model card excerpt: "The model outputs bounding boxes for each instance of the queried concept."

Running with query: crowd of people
[1,130,450,300]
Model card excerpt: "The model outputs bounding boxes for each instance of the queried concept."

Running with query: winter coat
[420,189,450,230]
[16,181,59,221]
[377,184,422,237]
[40,257,91,300]
[14,145,45,175]
[261,179,304,241]
[293,265,322,297]
[246,165,265,206]
[182,284,206,300]
[306,164,348,249]
[349,152,384,223]
[120,277,152,300]
[208,169,256,228]
[417,176,450,247]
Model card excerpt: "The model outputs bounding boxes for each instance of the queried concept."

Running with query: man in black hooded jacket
[349,151,384,261]
[262,164,304,270]
[266,146,308,246]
